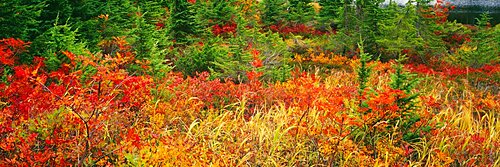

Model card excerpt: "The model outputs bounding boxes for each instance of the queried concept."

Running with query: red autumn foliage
[0,38,30,66]
[211,23,237,36]
[250,49,263,68]
[405,63,500,78]
[0,37,498,166]
[0,38,153,166]
[269,23,332,36]
[421,0,455,24]
[155,22,165,29]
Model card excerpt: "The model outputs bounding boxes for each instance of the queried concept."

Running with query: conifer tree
[376,1,424,60]
[318,0,342,30]
[170,0,200,44]
[414,0,447,58]
[358,0,385,53]
[128,3,172,78]
[261,0,287,26]
[99,0,137,40]
[0,0,45,40]
[38,0,74,32]
[287,0,315,24]
[30,18,86,71]
[199,0,236,25]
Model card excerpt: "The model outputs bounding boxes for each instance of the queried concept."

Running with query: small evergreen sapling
[169,0,201,44]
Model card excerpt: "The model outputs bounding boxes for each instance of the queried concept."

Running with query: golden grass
[117,66,498,166]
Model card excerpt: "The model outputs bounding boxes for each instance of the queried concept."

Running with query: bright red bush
[212,23,237,36]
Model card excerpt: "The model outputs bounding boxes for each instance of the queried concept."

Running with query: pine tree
[376,1,424,60]
[128,4,172,78]
[30,18,86,71]
[358,0,385,53]
[0,0,45,40]
[414,0,447,60]
[99,0,137,40]
[37,0,74,32]
[356,41,372,101]
[287,0,315,24]
[318,0,342,31]
[464,14,500,67]
[261,0,287,26]
[175,38,225,76]
[389,55,422,142]
[68,0,106,51]
[170,0,200,44]
[199,0,236,25]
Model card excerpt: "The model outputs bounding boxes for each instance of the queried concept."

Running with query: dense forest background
[1,0,498,79]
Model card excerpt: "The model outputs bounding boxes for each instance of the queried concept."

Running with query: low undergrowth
[1,38,498,166]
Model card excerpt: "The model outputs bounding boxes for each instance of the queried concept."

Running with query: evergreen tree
[261,0,287,26]
[376,1,424,60]
[69,0,106,51]
[128,4,172,78]
[287,0,315,24]
[198,0,236,25]
[99,0,137,40]
[0,0,45,40]
[30,18,86,71]
[37,0,74,32]
[318,0,342,31]
[357,0,385,53]
[462,14,500,67]
[176,38,224,76]
[169,0,200,44]
[211,13,292,82]
[329,0,361,57]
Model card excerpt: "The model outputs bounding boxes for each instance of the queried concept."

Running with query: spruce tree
[170,0,200,44]
[30,18,86,71]
[287,0,315,24]
[0,0,45,40]
[38,0,74,32]
[261,0,287,26]
[376,1,424,60]
[129,9,172,77]
[318,0,342,31]
[414,0,447,59]
[199,0,236,25]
